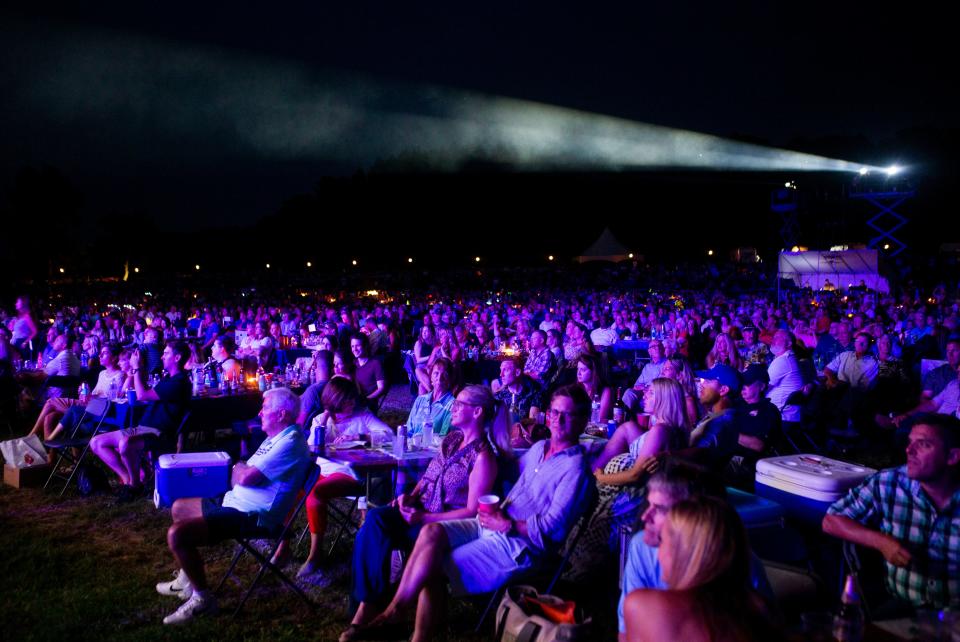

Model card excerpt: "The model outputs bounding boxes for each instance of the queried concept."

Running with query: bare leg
[42,413,63,440]
[377,523,450,622]
[29,400,56,436]
[411,577,446,642]
[171,497,205,523]
[167,518,210,590]
[90,431,131,485]
[118,434,146,488]
[415,367,432,396]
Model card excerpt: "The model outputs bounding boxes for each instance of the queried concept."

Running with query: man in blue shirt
[618,459,773,640]
[156,387,309,625]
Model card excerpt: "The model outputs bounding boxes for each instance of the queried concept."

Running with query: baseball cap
[741,363,770,386]
[695,364,742,394]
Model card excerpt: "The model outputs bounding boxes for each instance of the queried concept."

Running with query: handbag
[0,434,48,468]
[495,585,592,642]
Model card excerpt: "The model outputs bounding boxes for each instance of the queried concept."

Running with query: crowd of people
[2,261,958,636]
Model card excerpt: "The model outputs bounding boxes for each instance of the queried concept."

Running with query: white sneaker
[156,569,194,601]
[162,591,218,625]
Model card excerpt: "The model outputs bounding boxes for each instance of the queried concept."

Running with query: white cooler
[755,454,876,524]
[154,451,231,508]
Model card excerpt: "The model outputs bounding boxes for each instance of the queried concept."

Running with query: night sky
[1,2,956,271]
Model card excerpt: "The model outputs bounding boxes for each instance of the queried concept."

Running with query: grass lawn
[0,482,510,641]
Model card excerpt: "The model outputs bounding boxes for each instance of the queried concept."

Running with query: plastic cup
[127,389,137,405]
[636,413,651,428]
[478,495,500,514]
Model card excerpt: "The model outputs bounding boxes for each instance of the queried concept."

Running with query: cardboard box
[4,463,52,489]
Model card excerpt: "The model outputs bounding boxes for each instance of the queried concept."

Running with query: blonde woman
[705,333,744,371]
[624,496,779,642]
[564,378,690,582]
[659,356,701,427]
[342,384,511,638]
[594,378,689,485]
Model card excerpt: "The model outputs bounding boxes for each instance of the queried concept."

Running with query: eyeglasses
[452,399,480,410]
[548,408,586,422]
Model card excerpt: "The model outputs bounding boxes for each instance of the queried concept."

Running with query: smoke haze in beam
[3,20,878,174]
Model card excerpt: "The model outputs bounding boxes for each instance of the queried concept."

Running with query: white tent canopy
[778,249,889,292]
[576,227,632,263]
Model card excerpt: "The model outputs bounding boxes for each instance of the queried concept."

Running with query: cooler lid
[755,454,875,493]
[158,451,231,469]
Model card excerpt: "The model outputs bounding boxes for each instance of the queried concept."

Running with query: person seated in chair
[617,459,772,641]
[345,385,510,632]
[155,387,309,625]
[210,335,242,384]
[340,384,595,642]
[90,341,192,502]
[823,413,960,615]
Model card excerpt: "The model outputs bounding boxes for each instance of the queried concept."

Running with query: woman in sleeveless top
[566,378,689,582]
[343,385,512,638]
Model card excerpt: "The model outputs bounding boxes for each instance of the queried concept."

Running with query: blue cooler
[154,451,231,508]
[727,487,785,530]
[755,455,875,525]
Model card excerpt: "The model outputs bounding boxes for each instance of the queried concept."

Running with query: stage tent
[778,249,889,293]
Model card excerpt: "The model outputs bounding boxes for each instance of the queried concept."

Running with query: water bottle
[219,367,229,395]
[395,424,408,457]
[423,420,434,450]
[78,382,90,404]
[310,417,326,458]
[590,394,601,424]
[257,367,267,393]
[193,368,204,396]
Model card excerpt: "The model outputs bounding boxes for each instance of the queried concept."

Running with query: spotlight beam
[5,21,884,174]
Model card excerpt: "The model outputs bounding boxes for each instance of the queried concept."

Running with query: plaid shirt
[523,347,557,386]
[827,466,960,608]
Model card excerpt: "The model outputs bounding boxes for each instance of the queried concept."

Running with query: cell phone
[308,324,317,333]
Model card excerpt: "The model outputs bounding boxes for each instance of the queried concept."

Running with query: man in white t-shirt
[155,387,309,625]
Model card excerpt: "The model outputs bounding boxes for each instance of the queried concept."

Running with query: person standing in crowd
[10,295,39,359]
[351,333,387,411]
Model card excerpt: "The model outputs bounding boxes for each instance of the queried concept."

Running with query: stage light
[628,253,634,259]
[59,267,65,273]
[195,265,200,270]
[134,267,140,273]
[352,260,358,266]
[885,165,901,176]
[265,263,270,269]
[883,243,890,250]
[306,261,312,267]
[475,257,481,263]
[408,258,413,263]
[548,255,554,261]
[707,250,714,256]
[859,168,869,176]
